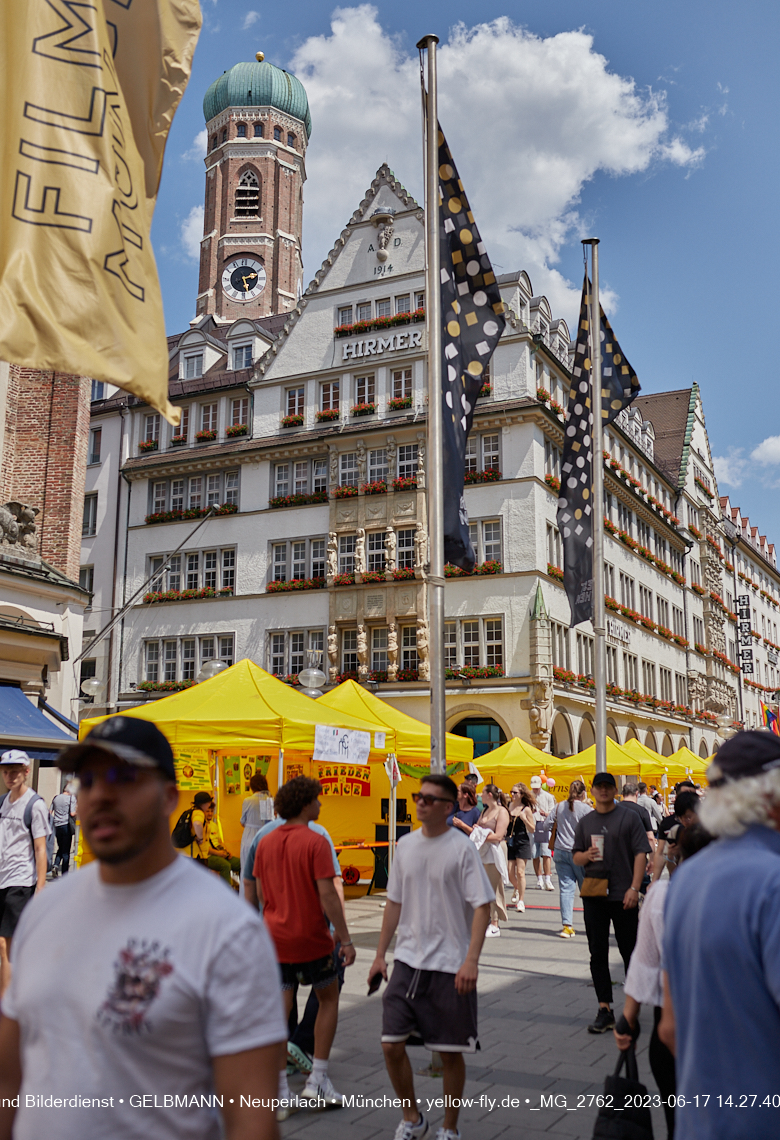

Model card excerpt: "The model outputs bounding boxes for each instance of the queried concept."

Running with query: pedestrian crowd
[1,721,779,1140]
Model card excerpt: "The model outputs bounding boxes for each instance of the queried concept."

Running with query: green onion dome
[203,56,312,138]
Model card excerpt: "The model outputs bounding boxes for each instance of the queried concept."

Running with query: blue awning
[0,683,75,753]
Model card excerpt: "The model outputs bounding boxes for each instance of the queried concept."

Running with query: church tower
[195,53,311,322]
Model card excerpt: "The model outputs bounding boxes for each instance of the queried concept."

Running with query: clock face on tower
[221,257,266,302]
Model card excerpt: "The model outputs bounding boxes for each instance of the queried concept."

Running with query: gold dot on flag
[575,510,582,519]
[582,489,589,499]
[447,321,460,336]
[611,399,622,410]
[439,164,454,178]
[460,228,473,244]
[438,131,444,145]
[614,353,622,364]
[467,361,483,376]
[583,358,591,370]
[448,197,462,214]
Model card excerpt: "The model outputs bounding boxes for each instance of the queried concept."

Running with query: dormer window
[236,123,247,138]
[235,170,260,218]
[273,126,282,142]
[184,354,203,379]
[233,344,252,369]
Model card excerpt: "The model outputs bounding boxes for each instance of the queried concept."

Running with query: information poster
[313,725,371,765]
[219,753,272,795]
[317,762,371,797]
[172,747,212,792]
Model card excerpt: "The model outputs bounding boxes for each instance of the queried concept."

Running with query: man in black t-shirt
[572,772,652,1034]
[652,788,699,881]
[620,784,655,847]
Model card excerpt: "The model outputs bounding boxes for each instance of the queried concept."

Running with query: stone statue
[384,526,396,574]
[416,432,426,490]
[328,445,339,487]
[357,623,369,677]
[378,222,394,252]
[356,440,367,484]
[414,524,428,571]
[416,618,430,681]
[327,624,339,682]
[387,621,398,680]
[0,502,39,559]
[528,682,554,750]
[386,435,397,475]
[355,527,366,575]
[327,532,338,579]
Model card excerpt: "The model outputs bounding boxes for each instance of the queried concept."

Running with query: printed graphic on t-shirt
[98,939,173,1034]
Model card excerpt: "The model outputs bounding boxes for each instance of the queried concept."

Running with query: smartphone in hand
[367,972,383,996]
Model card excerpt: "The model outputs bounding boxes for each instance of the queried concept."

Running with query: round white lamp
[80,677,103,699]
[196,660,228,683]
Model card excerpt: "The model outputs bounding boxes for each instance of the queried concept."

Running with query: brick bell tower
[195,52,311,322]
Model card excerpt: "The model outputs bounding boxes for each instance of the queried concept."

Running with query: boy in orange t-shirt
[254,776,355,1111]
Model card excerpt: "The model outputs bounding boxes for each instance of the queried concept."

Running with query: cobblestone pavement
[282,878,668,1140]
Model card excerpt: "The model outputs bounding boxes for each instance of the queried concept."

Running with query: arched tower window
[235,170,260,218]
[236,123,247,137]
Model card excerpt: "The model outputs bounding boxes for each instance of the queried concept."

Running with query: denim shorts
[279,952,338,992]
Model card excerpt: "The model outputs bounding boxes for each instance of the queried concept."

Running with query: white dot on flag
[473,290,487,306]
[574,403,582,415]
[461,396,471,413]
[448,365,457,382]
[563,527,571,537]
[566,426,576,436]
[461,416,467,429]
[579,382,588,393]
[446,392,453,408]
[467,260,480,275]
[576,456,585,468]
[567,477,577,489]
[483,320,499,336]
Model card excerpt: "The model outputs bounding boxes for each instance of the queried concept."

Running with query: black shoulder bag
[591,1042,654,1139]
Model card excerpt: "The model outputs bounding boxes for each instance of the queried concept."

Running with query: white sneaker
[394,1114,430,1140]
[485,923,501,937]
[544,877,554,891]
[299,1075,344,1108]
[276,1098,300,1122]
[434,1129,461,1140]
[537,876,545,890]
[515,899,525,912]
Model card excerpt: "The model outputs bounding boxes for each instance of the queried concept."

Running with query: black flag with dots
[556,274,640,626]
[438,127,507,570]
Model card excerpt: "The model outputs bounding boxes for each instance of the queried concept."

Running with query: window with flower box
[231,397,249,427]
[638,519,652,549]
[401,626,418,671]
[693,616,705,646]
[444,623,457,668]
[144,634,233,684]
[147,471,240,516]
[606,645,618,685]
[338,306,353,326]
[463,621,480,667]
[176,408,190,443]
[482,435,499,471]
[273,459,327,499]
[201,403,217,433]
[642,660,656,696]
[464,432,500,476]
[397,529,415,570]
[339,535,356,574]
[152,482,167,514]
[355,374,375,405]
[376,299,391,319]
[659,667,673,703]
[576,632,594,677]
[397,444,418,479]
[148,546,235,594]
[415,291,425,310]
[392,368,412,401]
[371,627,388,672]
[369,448,387,482]
[617,502,633,535]
[675,674,688,706]
[286,387,304,417]
[340,453,358,486]
[395,294,411,314]
[270,537,326,583]
[467,519,503,565]
[145,414,161,443]
[623,653,638,691]
[551,621,570,670]
[268,631,324,677]
[605,563,615,599]
[356,302,371,322]
[639,586,653,621]
[320,381,339,411]
[657,597,669,629]
[691,561,701,587]
[546,524,562,571]
[342,629,358,674]
[367,532,385,572]
[620,572,635,611]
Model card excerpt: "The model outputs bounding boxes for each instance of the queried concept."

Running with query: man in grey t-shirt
[50,788,76,876]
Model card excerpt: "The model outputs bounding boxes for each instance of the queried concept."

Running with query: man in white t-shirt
[0,717,286,1140]
[0,749,49,996]
[368,775,493,1140]
[530,774,556,891]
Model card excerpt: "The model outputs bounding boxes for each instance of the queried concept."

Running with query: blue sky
[152,1,780,535]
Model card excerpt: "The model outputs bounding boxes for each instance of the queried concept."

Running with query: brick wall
[1,365,91,581]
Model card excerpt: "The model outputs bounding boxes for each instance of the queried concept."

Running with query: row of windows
[210,124,297,148]
[287,369,414,417]
[150,471,240,514]
[145,635,234,683]
[183,347,253,379]
[145,399,250,446]
[274,445,419,497]
[149,547,236,593]
[551,621,688,703]
[337,293,425,326]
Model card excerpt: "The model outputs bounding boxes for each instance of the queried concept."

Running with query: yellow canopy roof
[622,739,690,780]
[567,737,641,776]
[669,746,710,778]
[476,736,554,774]
[316,679,472,765]
[79,659,395,756]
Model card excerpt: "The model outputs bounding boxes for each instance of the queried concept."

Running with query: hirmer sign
[342,329,423,360]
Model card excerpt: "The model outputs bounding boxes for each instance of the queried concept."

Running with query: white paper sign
[313,725,371,765]
[374,732,386,750]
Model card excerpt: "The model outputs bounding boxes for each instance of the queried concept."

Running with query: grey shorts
[531,839,550,859]
[381,960,479,1053]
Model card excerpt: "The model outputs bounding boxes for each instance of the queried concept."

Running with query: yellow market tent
[669,746,710,781]
[622,739,690,782]
[317,679,473,772]
[563,738,641,783]
[473,737,568,793]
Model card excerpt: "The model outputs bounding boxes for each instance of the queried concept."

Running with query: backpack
[172,807,196,849]
[0,792,49,862]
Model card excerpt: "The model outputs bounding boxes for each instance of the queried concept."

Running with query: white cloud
[751,436,780,466]
[291,7,707,323]
[180,205,204,262]
[713,448,747,488]
[182,128,207,162]
[242,10,260,30]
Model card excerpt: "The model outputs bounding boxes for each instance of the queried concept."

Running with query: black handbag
[591,1044,654,1139]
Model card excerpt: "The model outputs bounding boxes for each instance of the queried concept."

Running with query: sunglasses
[411,792,455,807]
[77,765,141,789]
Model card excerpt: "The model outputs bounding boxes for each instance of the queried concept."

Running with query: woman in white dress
[239,772,273,875]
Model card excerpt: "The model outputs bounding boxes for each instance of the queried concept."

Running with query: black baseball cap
[58,717,176,783]
[592,771,617,787]
[707,730,780,788]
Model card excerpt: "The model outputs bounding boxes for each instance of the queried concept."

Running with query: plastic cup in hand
[592,835,605,859]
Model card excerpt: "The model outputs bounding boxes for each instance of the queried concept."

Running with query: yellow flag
[0,0,201,423]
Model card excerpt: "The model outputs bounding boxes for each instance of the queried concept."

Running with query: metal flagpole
[583,239,607,774]
[418,33,446,776]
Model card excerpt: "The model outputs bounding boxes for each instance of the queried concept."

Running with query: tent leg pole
[278,748,284,792]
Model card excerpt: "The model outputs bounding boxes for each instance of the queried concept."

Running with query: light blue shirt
[242,818,341,882]
[664,825,780,1138]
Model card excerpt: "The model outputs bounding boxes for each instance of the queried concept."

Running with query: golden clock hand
[241,272,258,291]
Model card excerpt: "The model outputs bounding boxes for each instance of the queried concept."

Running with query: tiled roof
[633,388,692,487]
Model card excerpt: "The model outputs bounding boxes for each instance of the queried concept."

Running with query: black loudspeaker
[373,823,411,889]
[380,798,408,822]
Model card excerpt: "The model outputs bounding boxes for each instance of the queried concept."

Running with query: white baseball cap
[0,749,31,766]
[530,775,542,789]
